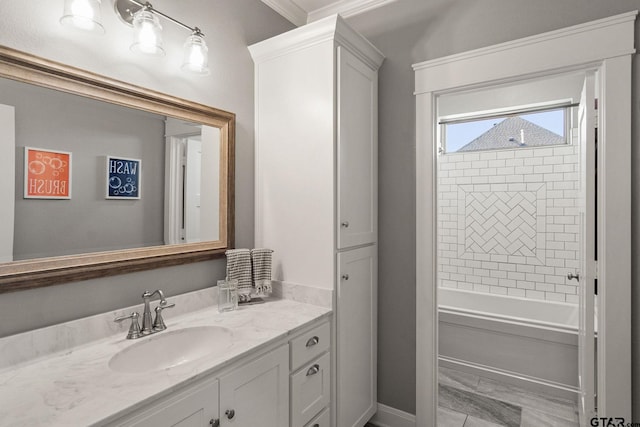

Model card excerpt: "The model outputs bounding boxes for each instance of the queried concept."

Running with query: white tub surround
[438,288,578,400]
[0,291,331,426]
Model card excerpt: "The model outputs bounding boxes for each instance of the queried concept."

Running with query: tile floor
[365,366,578,427]
[437,366,579,427]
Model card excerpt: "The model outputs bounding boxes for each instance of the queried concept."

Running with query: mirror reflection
[0,76,220,262]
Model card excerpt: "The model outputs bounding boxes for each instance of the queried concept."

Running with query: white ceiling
[260,0,397,26]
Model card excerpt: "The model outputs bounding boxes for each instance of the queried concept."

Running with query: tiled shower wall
[437,145,580,303]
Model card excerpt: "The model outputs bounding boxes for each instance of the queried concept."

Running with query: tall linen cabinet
[249,15,383,427]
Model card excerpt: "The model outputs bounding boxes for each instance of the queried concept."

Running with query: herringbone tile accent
[464,191,537,256]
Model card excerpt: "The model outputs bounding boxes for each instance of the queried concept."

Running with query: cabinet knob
[567,272,580,281]
[225,409,235,420]
[341,221,350,228]
[342,274,349,281]
[306,336,319,347]
[306,364,320,376]
[209,419,220,427]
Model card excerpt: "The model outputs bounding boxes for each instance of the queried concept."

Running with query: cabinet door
[125,379,219,427]
[219,344,289,427]
[337,245,377,427]
[337,46,378,249]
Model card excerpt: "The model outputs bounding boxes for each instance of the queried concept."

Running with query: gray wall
[0,0,294,336]
[347,0,640,417]
[8,78,166,259]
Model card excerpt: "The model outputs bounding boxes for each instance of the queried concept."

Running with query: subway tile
[497,167,515,175]
[553,145,576,156]
[516,280,535,290]
[543,156,563,165]
[505,158,525,167]
[523,157,544,166]
[543,173,564,182]
[498,278,516,287]
[472,160,488,169]
[507,288,526,297]
[533,148,554,157]
[555,284,577,294]
[487,175,506,183]
[489,286,508,295]
[496,151,515,159]
[566,295,579,304]
[535,265,554,275]
[546,275,567,285]
[534,165,553,174]
[535,282,555,292]
[516,264,535,273]
[507,271,525,280]
[525,273,545,282]
[525,290,545,300]
[497,263,516,271]
[489,269,507,279]
[523,174,543,183]
[479,152,498,161]
[553,163,574,173]
[505,175,525,183]
[545,292,566,302]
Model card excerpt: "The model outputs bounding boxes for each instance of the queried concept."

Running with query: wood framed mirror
[0,45,235,293]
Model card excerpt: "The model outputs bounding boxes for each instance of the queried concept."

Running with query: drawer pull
[209,419,220,427]
[313,424,320,427]
[225,409,235,420]
[306,336,319,347]
[306,364,320,376]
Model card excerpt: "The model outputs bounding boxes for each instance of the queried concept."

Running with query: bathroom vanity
[0,289,332,427]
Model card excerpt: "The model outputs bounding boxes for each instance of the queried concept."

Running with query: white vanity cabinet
[219,344,289,427]
[111,345,288,427]
[107,318,332,427]
[125,378,220,427]
[250,15,383,427]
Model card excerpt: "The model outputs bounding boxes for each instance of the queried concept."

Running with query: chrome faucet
[141,289,172,334]
[114,289,175,339]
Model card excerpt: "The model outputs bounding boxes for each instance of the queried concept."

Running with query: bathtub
[438,287,580,400]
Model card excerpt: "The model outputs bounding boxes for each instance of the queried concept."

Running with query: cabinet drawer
[304,407,330,427]
[290,321,330,371]
[291,352,331,427]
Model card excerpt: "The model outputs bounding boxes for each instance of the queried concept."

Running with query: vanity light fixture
[60,0,105,34]
[60,0,209,75]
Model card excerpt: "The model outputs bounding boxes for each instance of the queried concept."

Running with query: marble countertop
[0,298,331,426]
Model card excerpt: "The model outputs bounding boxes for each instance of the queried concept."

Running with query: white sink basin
[109,326,233,373]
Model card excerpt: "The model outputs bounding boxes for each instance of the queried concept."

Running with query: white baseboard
[439,356,579,401]
[369,403,416,427]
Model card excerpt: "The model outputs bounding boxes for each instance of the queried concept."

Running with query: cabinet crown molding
[249,14,384,70]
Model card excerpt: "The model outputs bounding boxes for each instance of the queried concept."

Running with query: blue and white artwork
[106,156,141,199]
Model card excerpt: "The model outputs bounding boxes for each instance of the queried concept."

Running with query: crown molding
[261,0,396,25]
[308,0,396,22]
[260,0,307,26]
[249,14,384,70]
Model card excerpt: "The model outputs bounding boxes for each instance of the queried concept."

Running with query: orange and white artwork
[24,147,72,199]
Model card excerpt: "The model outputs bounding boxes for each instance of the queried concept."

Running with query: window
[441,107,568,154]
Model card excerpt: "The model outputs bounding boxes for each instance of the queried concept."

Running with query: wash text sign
[106,156,141,199]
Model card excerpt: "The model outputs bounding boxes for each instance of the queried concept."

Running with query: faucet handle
[114,312,142,339]
[153,302,175,331]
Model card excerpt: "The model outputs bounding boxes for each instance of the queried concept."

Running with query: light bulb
[131,10,165,56]
[182,33,209,75]
[60,0,104,34]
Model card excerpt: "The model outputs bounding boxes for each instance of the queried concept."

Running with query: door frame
[414,11,636,426]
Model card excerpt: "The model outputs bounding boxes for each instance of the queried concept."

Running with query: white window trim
[414,11,636,426]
